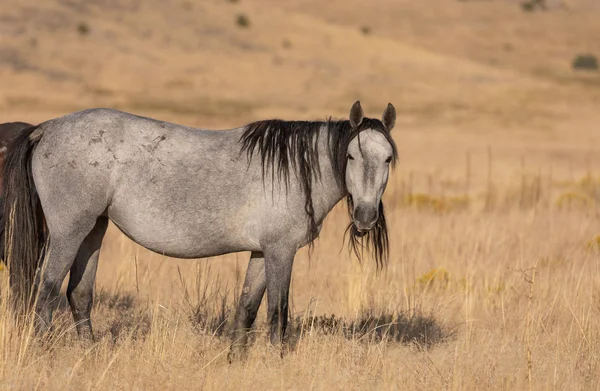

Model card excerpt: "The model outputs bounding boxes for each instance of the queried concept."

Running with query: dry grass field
[1,0,600,389]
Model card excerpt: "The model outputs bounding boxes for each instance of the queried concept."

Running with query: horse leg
[35,217,98,336]
[264,246,295,352]
[228,251,266,362]
[67,217,108,341]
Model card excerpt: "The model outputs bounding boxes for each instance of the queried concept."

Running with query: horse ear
[382,103,396,132]
[349,101,363,129]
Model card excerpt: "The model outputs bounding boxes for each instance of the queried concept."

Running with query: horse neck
[310,126,347,221]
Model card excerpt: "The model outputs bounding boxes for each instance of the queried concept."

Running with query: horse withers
[2,102,398,360]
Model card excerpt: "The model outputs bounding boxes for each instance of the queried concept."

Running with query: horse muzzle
[353,204,378,233]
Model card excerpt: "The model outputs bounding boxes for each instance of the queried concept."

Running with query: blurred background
[1,1,600,388]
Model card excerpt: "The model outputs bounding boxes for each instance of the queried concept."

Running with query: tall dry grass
[0,153,599,390]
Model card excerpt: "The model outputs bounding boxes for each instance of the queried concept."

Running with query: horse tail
[0,122,35,269]
[0,195,6,266]
[2,125,46,311]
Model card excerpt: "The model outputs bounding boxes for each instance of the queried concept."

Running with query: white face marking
[345,129,393,231]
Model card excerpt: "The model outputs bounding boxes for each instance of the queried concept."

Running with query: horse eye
[347,154,354,160]
[385,156,392,164]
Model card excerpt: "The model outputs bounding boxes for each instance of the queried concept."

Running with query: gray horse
[3,101,398,359]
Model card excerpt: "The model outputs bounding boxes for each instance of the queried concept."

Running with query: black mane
[239,117,397,269]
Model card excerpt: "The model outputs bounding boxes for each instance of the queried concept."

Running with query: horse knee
[67,285,92,312]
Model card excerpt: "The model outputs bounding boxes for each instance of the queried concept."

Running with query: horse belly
[106,203,259,259]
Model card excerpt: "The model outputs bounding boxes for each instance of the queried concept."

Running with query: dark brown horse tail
[2,125,46,311]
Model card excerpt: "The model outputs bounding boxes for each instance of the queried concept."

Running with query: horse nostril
[369,208,377,221]
[353,205,377,226]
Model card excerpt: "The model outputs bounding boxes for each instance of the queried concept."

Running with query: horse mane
[239,117,397,269]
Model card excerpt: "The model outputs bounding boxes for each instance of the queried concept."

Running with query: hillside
[1,0,598,129]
